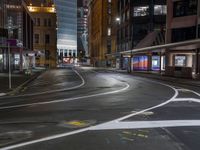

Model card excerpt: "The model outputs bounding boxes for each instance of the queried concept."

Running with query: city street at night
[0,0,200,149]
[0,67,200,150]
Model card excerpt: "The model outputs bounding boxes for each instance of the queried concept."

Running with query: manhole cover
[0,130,32,147]
[59,120,96,129]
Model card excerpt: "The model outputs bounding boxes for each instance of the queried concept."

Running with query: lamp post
[115,17,121,69]
[8,42,11,89]
[7,17,13,89]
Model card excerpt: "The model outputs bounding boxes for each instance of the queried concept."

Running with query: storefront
[151,55,165,71]
[132,55,148,71]
[165,51,195,78]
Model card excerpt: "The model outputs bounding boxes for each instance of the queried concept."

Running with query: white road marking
[2,71,199,150]
[173,98,200,103]
[177,89,200,97]
[90,120,200,130]
[0,80,130,110]
[0,93,6,97]
[0,81,177,150]
[0,127,92,150]
[0,69,85,100]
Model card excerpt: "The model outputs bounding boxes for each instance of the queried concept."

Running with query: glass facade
[55,0,77,59]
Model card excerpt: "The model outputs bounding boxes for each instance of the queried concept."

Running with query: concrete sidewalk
[0,68,45,96]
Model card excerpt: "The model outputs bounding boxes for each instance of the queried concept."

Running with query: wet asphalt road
[0,67,200,150]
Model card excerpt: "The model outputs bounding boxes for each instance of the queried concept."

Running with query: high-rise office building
[55,0,78,64]
[77,0,88,57]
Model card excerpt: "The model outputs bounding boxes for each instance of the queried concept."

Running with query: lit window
[154,5,167,15]
[108,28,111,36]
[133,6,149,17]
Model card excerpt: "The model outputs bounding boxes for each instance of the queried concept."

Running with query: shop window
[175,56,186,67]
[152,56,160,71]
[132,56,148,71]
[133,6,149,17]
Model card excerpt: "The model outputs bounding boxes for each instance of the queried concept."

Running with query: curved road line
[0,80,130,110]
[0,80,177,150]
[0,69,85,100]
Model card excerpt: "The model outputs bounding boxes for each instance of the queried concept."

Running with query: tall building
[0,0,34,72]
[27,0,57,68]
[55,0,78,64]
[88,0,117,67]
[0,0,7,72]
[165,0,200,78]
[116,0,166,70]
[77,0,88,58]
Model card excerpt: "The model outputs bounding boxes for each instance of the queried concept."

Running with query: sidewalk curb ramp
[6,70,45,96]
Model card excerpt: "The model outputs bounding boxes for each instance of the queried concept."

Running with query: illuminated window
[108,28,111,36]
[154,5,167,15]
[175,56,186,67]
[133,6,149,17]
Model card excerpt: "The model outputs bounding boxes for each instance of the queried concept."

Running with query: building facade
[55,0,78,65]
[77,0,89,58]
[0,0,34,73]
[165,0,200,78]
[88,0,117,67]
[0,0,7,72]
[27,0,57,68]
[116,0,166,70]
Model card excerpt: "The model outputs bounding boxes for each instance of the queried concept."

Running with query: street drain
[0,130,32,147]
[59,120,96,129]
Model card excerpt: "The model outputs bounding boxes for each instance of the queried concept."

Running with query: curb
[6,71,45,96]
[131,72,200,87]
[105,68,200,87]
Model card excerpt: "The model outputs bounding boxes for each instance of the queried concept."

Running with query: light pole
[7,17,13,89]
[8,42,11,89]
[115,17,121,69]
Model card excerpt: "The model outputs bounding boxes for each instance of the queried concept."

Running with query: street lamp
[116,17,120,22]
